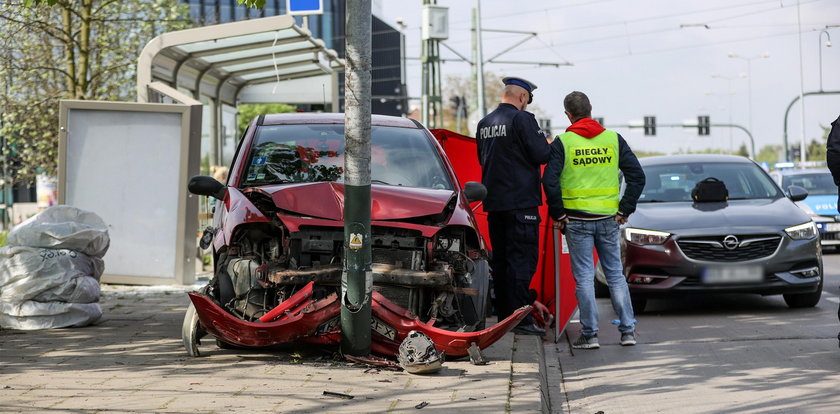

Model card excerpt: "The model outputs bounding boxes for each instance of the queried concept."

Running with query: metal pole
[782,90,840,161]
[475,1,486,118]
[819,30,831,92]
[796,0,807,165]
[746,59,753,147]
[342,0,373,357]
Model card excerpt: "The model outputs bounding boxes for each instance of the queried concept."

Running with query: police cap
[502,76,538,104]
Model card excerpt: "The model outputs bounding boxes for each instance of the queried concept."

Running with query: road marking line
[825,297,840,304]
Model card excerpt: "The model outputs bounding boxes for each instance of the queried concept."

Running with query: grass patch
[0,231,7,247]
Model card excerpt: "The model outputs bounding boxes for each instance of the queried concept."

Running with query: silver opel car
[619,154,822,313]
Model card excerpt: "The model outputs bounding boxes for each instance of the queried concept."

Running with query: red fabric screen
[431,129,578,332]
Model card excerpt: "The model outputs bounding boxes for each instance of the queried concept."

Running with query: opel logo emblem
[723,235,739,250]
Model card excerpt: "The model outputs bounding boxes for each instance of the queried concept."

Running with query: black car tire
[216,339,240,350]
[631,297,647,314]
[783,278,823,308]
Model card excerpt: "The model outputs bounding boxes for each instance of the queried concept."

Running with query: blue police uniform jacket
[476,103,551,212]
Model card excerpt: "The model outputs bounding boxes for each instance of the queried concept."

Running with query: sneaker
[620,332,637,346]
[571,333,599,349]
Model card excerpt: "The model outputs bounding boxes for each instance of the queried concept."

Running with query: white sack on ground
[0,301,102,330]
[0,206,109,330]
[0,246,103,303]
[6,205,110,258]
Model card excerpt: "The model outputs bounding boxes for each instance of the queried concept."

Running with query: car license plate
[371,317,396,340]
[825,223,840,232]
[702,265,763,284]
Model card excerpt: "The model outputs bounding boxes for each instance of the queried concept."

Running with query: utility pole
[420,0,443,128]
[342,0,373,357]
[473,2,486,119]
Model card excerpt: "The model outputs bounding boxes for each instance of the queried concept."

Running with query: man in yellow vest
[542,91,646,349]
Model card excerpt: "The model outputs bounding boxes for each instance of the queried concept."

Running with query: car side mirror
[463,181,487,203]
[188,175,226,200]
[786,185,808,202]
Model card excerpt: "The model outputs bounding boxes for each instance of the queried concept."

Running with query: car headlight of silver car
[624,228,671,245]
[784,222,817,240]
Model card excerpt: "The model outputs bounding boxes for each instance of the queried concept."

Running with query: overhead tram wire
[573,28,807,64]
[490,0,824,58]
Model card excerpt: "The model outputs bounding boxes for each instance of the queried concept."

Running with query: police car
[770,168,840,248]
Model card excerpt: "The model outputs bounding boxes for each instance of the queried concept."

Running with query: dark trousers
[488,208,540,325]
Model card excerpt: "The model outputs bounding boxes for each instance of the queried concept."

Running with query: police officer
[477,76,551,336]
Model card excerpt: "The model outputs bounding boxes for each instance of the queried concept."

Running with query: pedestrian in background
[542,91,645,348]
[476,76,551,336]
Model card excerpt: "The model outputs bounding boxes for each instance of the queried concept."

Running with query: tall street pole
[796,0,807,165]
[342,0,373,357]
[474,1,486,119]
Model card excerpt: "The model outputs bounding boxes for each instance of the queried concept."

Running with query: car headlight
[624,228,671,245]
[785,222,817,240]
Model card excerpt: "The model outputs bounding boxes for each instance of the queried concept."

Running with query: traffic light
[643,116,656,136]
[449,95,467,118]
[790,146,801,161]
[698,115,710,136]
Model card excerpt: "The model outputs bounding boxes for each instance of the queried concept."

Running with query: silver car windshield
[241,124,453,191]
[639,162,782,202]
[781,172,837,196]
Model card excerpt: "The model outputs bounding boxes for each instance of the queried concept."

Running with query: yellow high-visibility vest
[559,130,620,215]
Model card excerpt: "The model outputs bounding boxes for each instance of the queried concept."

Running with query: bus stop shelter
[137,14,345,166]
[58,16,344,285]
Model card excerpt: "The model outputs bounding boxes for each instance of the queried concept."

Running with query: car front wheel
[783,278,822,308]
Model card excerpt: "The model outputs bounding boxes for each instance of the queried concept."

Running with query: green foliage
[237,0,266,9]
[0,230,6,247]
[735,143,749,158]
[1,0,192,185]
[237,103,297,135]
[806,124,832,162]
[634,150,666,158]
[756,145,782,165]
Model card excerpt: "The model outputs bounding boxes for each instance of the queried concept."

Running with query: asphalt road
[547,251,840,414]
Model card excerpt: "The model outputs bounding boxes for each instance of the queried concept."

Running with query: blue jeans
[565,218,635,336]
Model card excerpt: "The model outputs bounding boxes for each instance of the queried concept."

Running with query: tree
[442,72,548,136]
[755,144,782,165]
[806,124,832,162]
[237,103,297,134]
[1,0,191,185]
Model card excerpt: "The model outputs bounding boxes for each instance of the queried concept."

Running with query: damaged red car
[181,113,530,358]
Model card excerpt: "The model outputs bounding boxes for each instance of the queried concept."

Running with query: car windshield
[781,172,837,196]
[639,161,782,202]
[240,124,453,190]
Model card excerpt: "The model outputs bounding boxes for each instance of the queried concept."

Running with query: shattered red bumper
[188,282,530,358]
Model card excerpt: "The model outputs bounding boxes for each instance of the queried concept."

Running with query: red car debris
[182,113,530,358]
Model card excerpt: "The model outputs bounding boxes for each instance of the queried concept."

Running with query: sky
[379,0,840,159]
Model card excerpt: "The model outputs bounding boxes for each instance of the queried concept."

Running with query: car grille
[677,235,781,262]
[680,273,780,286]
[821,232,839,241]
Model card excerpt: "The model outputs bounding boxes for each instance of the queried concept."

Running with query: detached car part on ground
[600,155,823,313]
[182,113,530,358]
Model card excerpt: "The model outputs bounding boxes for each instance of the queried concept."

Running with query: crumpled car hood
[259,182,455,221]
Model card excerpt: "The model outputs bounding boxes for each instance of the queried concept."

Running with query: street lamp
[818,30,832,92]
[727,52,770,145]
[710,73,744,152]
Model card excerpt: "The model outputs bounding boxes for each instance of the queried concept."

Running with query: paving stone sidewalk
[0,284,550,413]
